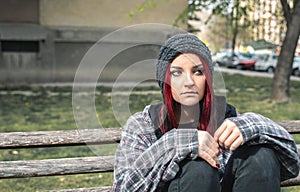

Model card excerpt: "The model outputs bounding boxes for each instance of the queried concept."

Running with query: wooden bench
[1,121,300,191]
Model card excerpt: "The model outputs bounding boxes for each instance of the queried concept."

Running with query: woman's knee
[222,146,281,192]
[241,146,280,176]
[180,158,219,179]
[168,159,220,192]
[179,159,220,189]
[232,145,280,184]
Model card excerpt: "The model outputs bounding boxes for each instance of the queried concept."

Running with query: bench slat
[1,149,300,187]
[0,128,122,149]
[1,121,299,149]
[0,156,114,178]
[1,121,300,189]
[44,186,112,192]
[278,121,300,134]
[281,174,300,187]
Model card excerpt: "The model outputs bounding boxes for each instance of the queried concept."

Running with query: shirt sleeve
[112,112,199,192]
[228,112,300,181]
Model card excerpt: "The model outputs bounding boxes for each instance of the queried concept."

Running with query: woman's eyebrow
[193,64,204,69]
[170,66,182,69]
[170,64,203,69]
[171,64,203,69]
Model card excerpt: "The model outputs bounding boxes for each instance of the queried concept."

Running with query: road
[217,67,300,81]
[30,66,300,88]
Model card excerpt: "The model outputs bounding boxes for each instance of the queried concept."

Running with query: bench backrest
[1,121,300,191]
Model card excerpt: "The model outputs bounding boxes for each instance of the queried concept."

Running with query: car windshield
[257,54,269,60]
[240,53,255,58]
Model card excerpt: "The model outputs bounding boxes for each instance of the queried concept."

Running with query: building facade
[248,0,285,45]
[248,0,300,55]
[0,0,187,83]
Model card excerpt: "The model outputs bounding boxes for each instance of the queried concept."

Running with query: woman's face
[170,53,206,106]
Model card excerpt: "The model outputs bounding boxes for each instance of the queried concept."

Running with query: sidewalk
[4,67,299,88]
[217,67,300,81]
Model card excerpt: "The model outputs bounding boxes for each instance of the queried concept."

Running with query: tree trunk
[231,0,239,52]
[231,18,238,53]
[271,1,300,102]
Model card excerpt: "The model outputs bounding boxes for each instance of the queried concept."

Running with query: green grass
[0,73,300,191]
[223,74,300,120]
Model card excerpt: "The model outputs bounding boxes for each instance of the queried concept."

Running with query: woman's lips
[181,91,197,95]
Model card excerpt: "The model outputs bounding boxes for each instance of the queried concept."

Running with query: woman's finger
[223,129,240,149]
[198,131,219,154]
[214,120,228,140]
[229,135,243,151]
[198,150,218,168]
[214,120,240,148]
[217,127,232,148]
[198,131,219,168]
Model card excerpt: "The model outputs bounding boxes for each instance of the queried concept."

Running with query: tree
[181,0,252,52]
[131,0,252,52]
[133,0,300,102]
[183,0,300,102]
[271,0,300,102]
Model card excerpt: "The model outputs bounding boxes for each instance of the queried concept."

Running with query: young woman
[112,33,299,192]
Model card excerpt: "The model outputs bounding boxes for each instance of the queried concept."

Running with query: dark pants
[166,145,281,192]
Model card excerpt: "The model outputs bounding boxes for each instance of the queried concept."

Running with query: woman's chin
[179,99,200,107]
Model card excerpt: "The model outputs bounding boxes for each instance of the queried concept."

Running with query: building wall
[0,24,56,83]
[40,0,187,28]
[248,0,285,45]
[0,0,39,23]
[0,0,187,83]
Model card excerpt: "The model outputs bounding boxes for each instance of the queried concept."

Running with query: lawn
[0,73,299,191]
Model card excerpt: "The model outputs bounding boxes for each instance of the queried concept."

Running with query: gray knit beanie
[156,33,213,91]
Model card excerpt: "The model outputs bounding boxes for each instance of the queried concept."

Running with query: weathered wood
[0,128,122,149]
[0,156,114,179]
[1,120,299,149]
[1,120,300,189]
[281,173,300,187]
[44,186,112,192]
[277,120,300,134]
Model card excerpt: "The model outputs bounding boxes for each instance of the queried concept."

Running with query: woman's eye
[194,69,204,75]
[170,70,182,76]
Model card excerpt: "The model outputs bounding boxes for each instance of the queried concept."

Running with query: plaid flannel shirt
[112,105,299,192]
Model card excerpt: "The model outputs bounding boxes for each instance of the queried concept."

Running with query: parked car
[292,56,300,76]
[255,54,300,76]
[255,53,278,73]
[216,53,256,70]
[212,51,228,66]
[216,53,237,67]
[238,53,258,70]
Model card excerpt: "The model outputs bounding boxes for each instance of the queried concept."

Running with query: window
[1,40,39,52]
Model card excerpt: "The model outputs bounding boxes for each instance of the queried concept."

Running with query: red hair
[159,57,213,134]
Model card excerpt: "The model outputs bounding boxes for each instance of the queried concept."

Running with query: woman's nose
[184,73,194,87]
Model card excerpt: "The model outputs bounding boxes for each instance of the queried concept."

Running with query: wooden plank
[0,128,122,149]
[277,120,300,134]
[0,120,300,188]
[281,173,300,187]
[0,120,300,149]
[44,186,112,192]
[0,156,114,179]
[42,180,300,191]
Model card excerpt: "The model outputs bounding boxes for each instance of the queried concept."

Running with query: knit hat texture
[156,33,213,91]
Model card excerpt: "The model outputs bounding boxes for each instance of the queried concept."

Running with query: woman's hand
[214,119,243,151]
[198,130,219,168]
